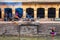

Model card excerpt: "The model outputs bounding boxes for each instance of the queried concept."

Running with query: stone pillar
[12,8,15,15]
[34,10,37,19]
[1,8,4,19]
[56,8,59,18]
[23,10,26,18]
[45,8,48,18]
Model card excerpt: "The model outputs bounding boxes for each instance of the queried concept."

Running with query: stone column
[34,10,37,19]
[12,8,15,15]
[45,8,48,18]
[1,8,4,19]
[56,8,59,18]
[23,10,26,18]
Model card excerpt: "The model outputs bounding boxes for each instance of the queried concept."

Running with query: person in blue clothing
[4,13,8,21]
[26,13,33,19]
[16,8,23,18]
[8,13,12,21]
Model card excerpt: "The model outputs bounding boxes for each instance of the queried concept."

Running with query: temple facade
[0,0,60,21]
[0,0,60,36]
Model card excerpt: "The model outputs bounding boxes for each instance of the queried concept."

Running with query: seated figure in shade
[26,13,35,21]
[4,13,8,21]
[16,8,23,18]
[14,12,19,21]
[8,13,12,21]
[26,13,33,18]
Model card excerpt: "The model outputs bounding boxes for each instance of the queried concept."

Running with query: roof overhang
[0,2,60,4]
[0,0,60,3]
[0,2,60,5]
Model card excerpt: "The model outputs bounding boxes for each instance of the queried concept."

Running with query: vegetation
[0,36,60,40]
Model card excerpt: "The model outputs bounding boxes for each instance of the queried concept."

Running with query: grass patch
[0,36,60,40]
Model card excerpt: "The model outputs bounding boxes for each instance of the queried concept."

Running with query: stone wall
[0,23,60,36]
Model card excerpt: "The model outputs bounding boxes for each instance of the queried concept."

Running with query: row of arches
[0,8,60,21]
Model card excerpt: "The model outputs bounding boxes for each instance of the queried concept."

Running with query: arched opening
[15,8,23,21]
[15,8,23,18]
[0,9,1,18]
[48,8,56,18]
[26,8,34,18]
[4,8,12,21]
[37,8,45,18]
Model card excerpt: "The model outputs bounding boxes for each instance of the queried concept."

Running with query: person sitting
[14,15,19,21]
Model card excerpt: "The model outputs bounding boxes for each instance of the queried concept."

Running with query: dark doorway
[15,8,23,18]
[37,8,45,18]
[26,8,34,18]
[48,8,56,18]
[4,8,12,21]
[59,8,60,18]
[15,8,23,21]
[0,9,1,18]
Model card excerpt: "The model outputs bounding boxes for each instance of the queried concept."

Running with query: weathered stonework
[0,23,60,36]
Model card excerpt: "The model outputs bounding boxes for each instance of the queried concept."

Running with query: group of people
[4,12,20,21]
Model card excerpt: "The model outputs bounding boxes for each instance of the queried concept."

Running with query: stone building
[0,0,60,21]
[0,0,60,36]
